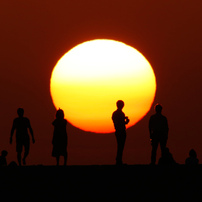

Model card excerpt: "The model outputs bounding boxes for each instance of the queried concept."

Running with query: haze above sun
[50,39,156,133]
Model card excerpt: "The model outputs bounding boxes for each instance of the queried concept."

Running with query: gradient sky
[0,0,202,165]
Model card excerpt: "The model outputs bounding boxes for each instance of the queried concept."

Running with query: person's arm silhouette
[10,120,16,144]
[28,122,35,144]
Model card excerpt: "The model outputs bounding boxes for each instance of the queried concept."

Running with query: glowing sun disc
[50,39,156,133]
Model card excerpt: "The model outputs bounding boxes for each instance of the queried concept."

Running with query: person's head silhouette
[56,108,64,119]
[116,100,124,110]
[17,108,24,117]
[189,149,197,158]
[155,103,162,113]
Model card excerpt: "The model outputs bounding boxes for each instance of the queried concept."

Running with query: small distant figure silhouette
[149,103,169,165]
[10,108,35,166]
[8,161,18,167]
[185,149,199,165]
[52,109,68,166]
[158,147,177,166]
[112,100,130,165]
[0,150,8,166]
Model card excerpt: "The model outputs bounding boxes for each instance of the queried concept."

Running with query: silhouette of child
[185,149,199,165]
[0,150,8,166]
[52,109,68,166]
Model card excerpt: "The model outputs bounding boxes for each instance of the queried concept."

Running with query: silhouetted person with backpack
[112,100,130,165]
[185,149,199,165]
[149,104,169,165]
[52,109,68,166]
[10,108,35,166]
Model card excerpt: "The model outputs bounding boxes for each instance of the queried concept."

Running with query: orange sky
[0,0,202,165]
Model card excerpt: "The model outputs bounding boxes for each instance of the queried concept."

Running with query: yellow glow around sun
[50,39,156,133]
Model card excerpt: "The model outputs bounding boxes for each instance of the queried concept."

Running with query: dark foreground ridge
[0,164,201,201]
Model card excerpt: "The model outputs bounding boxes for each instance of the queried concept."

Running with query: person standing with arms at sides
[10,108,35,166]
[52,109,68,166]
[112,100,130,165]
[149,103,169,165]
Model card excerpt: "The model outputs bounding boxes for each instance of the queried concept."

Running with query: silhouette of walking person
[10,108,35,166]
[149,104,169,165]
[0,150,8,166]
[52,109,68,166]
[185,149,199,165]
[112,100,130,165]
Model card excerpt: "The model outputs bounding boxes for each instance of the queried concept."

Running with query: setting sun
[50,39,156,133]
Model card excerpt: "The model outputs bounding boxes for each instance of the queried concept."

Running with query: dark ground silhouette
[0,165,201,201]
[10,108,35,166]
[112,100,130,165]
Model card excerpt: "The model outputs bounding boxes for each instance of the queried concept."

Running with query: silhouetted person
[10,108,35,166]
[0,150,8,166]
[112,100,130,165]
[185,149,199,165]
[149,104,169,165]
[52,109,68,166]
[8,161,18,167]
[158,147,177,165]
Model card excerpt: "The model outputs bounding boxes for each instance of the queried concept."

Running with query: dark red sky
[0,0,201,165]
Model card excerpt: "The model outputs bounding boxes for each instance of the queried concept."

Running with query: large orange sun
[50,39,156,133]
